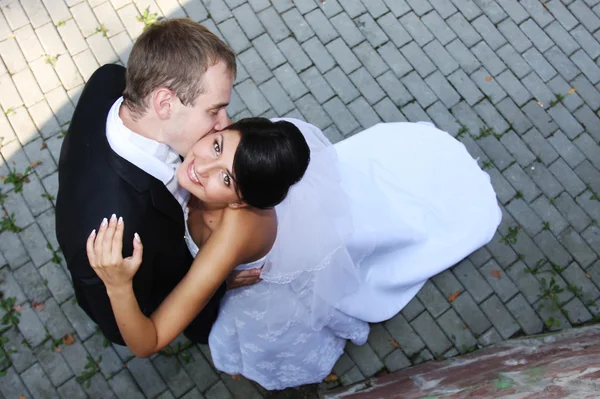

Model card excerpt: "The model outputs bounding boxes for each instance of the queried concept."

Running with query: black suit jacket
[56,64,225,345]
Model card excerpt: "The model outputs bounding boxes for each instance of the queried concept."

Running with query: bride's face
[178,129,242,206]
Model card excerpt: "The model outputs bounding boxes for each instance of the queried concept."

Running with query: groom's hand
[226,267,262,290]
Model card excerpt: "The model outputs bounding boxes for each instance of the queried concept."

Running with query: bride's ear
[229,201,248,209]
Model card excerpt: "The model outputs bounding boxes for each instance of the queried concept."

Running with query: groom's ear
[153,88,175,120]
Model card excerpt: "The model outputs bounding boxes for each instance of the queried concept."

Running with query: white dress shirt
[106,97,189,209]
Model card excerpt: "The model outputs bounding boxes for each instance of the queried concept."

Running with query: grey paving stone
[383,313,425,356]
[479,259,519,303]
[506,261,545,304]
[236,79,270,115]
[34,341,73,386]
[474,99,510,134]
[520,0,555,26]
[428,0,459,18]
[536,229,575,269]
[502,162,541,202]
[410,311,452,357]
[13,261,51,302]
[524,162,565,199]
[480,294,520,339]
[523,49,558,83]
[362,0,389,18]
[472,14,506,50]
[273,63,309,100]
[445,38,481,75]
[332,352,355,377]
[373,97,406,122]
[570,0,600,31]
[496,70,532,107]
[531,196,570,235]
[348,97,381,129]
[2,327,36,373]
[297,94,334,130]
[497,44,532,81]
[423,40,459,77]
[421,11,456,47]
[545,0,578,31]
[21,362,59,398]
[437,308,478,353]
[60,298,97,341]
[399,12,434,47]
[238,47,273,85]
[259,78,294,115]
[338,0,367,18]
[0,367,29,399]
[562,296,593,324]
[498,19,533,53]
[521,103,557,139]
[452,259,493,303]
[506,293,544,334]
[345,341,384,377]
[339,365,365,386]
[471,42,506,76]
[377,12,411,48]
[427,102,461,136]
[496,0,529,23]
[108,370,145,399]
[450,0,482,20]
[282,8,315,43]
[302,36,336,73]
[544,21,580,56]
[555,191,594,233]
[383,349,411,372]
[401,71,437,108]
[447,13,482,48]
[400,41,438,78]
[415,280,451,318]
[574,133,600,170]
[126,357,168,398]
[471,68,508,105]
[257,7,290,43]
[400,297,425,321]
[507,197,546,236]
[521,19,554,53]
[451,101,486,136]
[574,105,600,143]
[477,327,503,346]
[448,69,484,106]
[575,160,600,196]
[432,269,464,298]
[547,76,584,113]
[352,41,388,77]
[304,8,338,44]
[549,158,587,198]
[323,96,358,134]
[487,167,517,204]
[560,228,598,268]
[218,19,250,54]
[548,131,586,168]
[448,290,491,336]
[323,125,345,143]
[349,67,385,105]
[500,131,536,167]
[382,0,410,17]
[331,12,365,47]
[561,262,600,303]
[571,25,600,60]
[377,42,413,78]
[300,67,335,103]
[366,323,395,359]
[572,49,600,84]
[545,47,579,82]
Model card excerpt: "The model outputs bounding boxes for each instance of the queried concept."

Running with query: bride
[87,117,501,390]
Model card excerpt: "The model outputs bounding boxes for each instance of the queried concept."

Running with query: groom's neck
[119,103,164,143]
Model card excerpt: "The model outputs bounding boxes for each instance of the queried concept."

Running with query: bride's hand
[86,214,143,294]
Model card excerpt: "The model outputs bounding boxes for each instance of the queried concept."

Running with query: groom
[56,19,259,345]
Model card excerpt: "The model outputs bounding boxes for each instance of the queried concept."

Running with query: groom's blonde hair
[123,18,236,117]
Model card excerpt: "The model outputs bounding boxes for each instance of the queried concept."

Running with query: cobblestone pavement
[1,0,600,398]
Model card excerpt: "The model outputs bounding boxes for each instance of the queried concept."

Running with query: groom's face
[166,61,234,156]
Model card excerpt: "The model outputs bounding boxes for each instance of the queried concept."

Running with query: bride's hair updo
[228,117,310,209]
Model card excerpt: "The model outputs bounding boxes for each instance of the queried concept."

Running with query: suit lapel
[150,181,185,231]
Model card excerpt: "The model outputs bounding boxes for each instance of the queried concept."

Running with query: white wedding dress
[185,120,502,390]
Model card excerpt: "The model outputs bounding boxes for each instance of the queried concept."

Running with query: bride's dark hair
[227,117,310,209]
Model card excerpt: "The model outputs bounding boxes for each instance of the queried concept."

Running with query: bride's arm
[86,210,268,357]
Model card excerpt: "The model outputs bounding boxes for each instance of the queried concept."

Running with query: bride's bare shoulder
[220,207,277,260]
